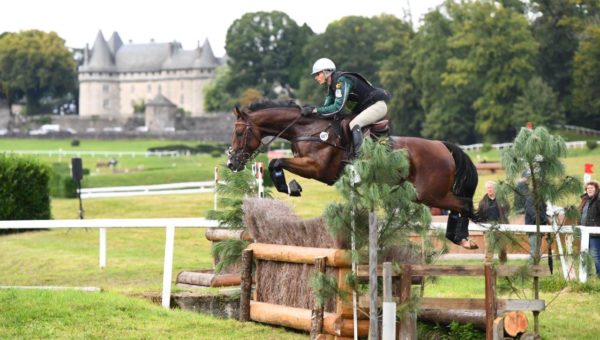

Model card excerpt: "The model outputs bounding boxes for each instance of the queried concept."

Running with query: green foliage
[147,143,228,155]
[309,271,340,308]
[211,239,251,274]
[203,65,237,112]
[513,77,564,129]
[498,127,582,264]
[225,11,312,97]
[0,155,51,231]
[0,30,76,115]
[206,165,271,271]
[418,321,484,340]
[573,25,600,129]
[586,140,598,150]
[71,139,80,147]
[132,99,145,114]
[322,138,431,306]
[444,1,538,142]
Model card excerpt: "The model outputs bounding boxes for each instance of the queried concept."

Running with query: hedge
[0,155,51,234]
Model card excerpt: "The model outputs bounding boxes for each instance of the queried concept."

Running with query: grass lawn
[2,137,600,338]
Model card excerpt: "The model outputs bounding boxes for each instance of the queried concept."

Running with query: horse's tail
[443,141,479,220]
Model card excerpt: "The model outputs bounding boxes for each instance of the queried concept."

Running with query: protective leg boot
[351,125,363,159]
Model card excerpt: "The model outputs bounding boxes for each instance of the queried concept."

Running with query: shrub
[71,139,80,147]
[211,150,223,158]
[481,143,493,152]
[0,155,51,234]
[586,140,598,150]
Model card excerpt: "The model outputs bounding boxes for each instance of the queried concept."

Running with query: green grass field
[1,137,600,339]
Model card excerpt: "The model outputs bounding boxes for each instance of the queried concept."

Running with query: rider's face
[314,71,327,85]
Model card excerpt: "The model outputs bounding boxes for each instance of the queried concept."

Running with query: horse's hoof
[460,239,479,250]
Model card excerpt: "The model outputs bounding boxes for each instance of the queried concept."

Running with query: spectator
[579,181,600,277]
[524,188,548,261]
[478,181,509,262]
[514,170,530,215]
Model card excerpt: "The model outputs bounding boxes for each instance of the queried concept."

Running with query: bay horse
[226,101,479,249]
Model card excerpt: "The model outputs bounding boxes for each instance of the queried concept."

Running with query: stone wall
[2,112,235,142]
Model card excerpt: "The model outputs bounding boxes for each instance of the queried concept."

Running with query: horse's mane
[246,100,300,113]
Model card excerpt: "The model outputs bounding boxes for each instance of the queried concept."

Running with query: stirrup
[459,238,479,250]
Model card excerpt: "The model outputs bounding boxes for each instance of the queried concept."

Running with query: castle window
[131,85,134,93]
[103,84,109,93]
[147,84,152,92]
[158,85,162,93]
[180,95,184,105]
[103,99,109,109]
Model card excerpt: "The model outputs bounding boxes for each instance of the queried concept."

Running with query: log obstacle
[176,227,251,287]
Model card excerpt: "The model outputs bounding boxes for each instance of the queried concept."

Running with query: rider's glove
[301,106,315,116]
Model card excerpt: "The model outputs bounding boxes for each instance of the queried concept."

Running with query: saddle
[338,117,390,148]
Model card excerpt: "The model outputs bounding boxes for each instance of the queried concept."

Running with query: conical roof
[194,38,219,68]
[83,31,116,72]
[107,32,123,54]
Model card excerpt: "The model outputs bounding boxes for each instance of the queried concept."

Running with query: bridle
[227,112,302,167]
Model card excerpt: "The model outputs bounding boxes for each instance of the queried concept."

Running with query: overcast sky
[4,0,444,56]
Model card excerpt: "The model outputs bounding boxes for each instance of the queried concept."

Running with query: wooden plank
[356,264,550,278]
[496,265,551,277]
[248,243,351,267]
[499,299,545,312]
[421,298,486,310]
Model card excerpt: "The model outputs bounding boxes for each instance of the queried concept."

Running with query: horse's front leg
[268,157,324,196]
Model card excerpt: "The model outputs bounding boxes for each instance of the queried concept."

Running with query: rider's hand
[301,106,315,116]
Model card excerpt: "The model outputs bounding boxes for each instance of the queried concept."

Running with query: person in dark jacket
[579,181,600,277]
[524,187,548,261]
[478,181,509,262]
[478,181,509,224]
[303,58,390,157]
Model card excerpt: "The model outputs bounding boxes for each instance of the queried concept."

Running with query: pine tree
[206,165,270,273]
[497,126,581,335]
[319,138,434,335]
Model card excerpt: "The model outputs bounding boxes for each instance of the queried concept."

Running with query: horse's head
[227,106,263,172]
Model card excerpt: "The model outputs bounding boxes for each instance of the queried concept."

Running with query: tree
[572,25,600,129]
[530,0,600,124]
[321,139,432,337]
[225,11,313,97]
[0,30,76,115]
[204,65,236,112]
[512,76,564,129]
[411,9,477,143]
[443,1,538,142]
[497,126,581,336]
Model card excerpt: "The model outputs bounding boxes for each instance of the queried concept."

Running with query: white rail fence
[2,149,184,158]
[0,218,219,309]
[79,181,218,199]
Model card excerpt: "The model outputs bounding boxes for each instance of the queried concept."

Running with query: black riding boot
[351,125,363,159]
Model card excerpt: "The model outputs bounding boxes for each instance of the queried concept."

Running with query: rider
[302,58,390,158]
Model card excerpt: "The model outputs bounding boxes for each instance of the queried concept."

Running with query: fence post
[484,264,497,340]
[161,225,175,309]
[310,256,327,339]
[214,166,219,211]
[382,262,396,340]
[99,228,107,269]
[579,227,590,283]
[240,249,254,322]
[398,264,415,340]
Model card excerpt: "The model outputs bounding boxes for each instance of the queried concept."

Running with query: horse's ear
[233,105,242,118]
